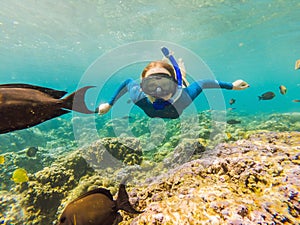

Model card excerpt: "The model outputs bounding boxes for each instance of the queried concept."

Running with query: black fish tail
[116,184,142,214]
[62,86,95,114]
[258,96,262,101]
[112,213,123,225]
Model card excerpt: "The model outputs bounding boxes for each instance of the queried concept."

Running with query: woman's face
[143,66,176,100]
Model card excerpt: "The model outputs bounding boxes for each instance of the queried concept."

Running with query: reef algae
[0,151,93,225]
[122,132,300,224]
[0,146,57,191]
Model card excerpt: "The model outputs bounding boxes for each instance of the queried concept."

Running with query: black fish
[57,184,141,225]
[26,147,38,157]
[229,98,236,105]
[227,119,241,125]
[121,115,133,120]
[258,91,275,100]
[0,83,95,134]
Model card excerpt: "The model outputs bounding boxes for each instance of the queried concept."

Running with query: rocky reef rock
[0,147,55,191]
[121,132,300,225]
[1,151,93,225]
[162,138,206,167]
[1,131,299,225]
[83,137,143,170]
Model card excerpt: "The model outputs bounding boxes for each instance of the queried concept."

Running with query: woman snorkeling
[97,47,249,119]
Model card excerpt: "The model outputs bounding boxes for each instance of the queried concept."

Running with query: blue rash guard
[107,79,233,119]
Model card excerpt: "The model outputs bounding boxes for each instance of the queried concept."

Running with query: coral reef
[0,147,55,191]
[1,112,300,225]
[83,137,143,169]
[121,132,300,224]
[101,137,143,165]
[0,151,93,225]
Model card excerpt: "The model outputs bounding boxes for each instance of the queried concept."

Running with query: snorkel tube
[161,47,183,87]
[150,47,183,110]
[160,46,183,104]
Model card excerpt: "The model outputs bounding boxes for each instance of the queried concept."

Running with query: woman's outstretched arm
[185,79,249,101]
[98,79,144,115]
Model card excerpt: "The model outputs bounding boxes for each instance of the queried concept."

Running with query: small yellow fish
[11,168,29,183]
[295,59,300,70]
[226,132,232,139]
[279,85,287,95]
[0,155,5,164]
[292,99,300,103]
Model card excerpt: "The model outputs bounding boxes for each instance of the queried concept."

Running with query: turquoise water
[1,0,299,111]
[0,1,300,151]
[0,1,300,224]
[0,1,299,145]
[0,0,300,150]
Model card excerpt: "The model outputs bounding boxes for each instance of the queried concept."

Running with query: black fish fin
[116,184,142,214]
[0,83,67,99]
[62,86,96,114]
[71,188,114,203]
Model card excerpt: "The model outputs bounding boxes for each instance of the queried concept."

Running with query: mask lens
[141,74,177,97]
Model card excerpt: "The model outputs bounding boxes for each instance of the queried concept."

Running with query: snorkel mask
[141,47,183,110]
[140,73,177,98]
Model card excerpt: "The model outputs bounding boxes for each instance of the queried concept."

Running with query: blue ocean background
[1,2,300,224]
[0,0,299,150]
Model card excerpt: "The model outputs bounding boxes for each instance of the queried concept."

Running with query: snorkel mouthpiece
[153,98,170,110]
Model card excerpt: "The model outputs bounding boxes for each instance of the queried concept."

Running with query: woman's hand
[97,103,112,115]
[232,80,250,90]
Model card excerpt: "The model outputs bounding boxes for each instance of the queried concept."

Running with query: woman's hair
[141,61,175,79]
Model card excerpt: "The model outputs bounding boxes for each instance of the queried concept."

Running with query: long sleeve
[198,80,233,89]
[108,78,144,105]
[184,79,233,101]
